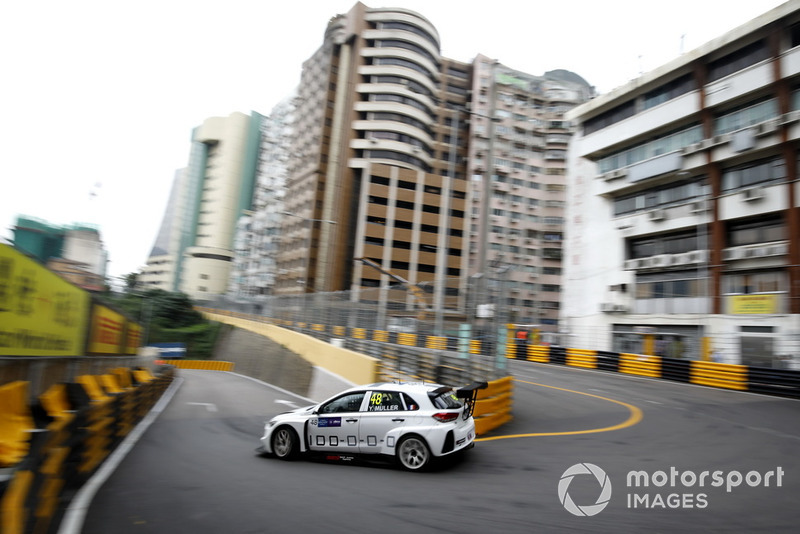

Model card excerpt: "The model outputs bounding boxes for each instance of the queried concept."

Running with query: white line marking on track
[186,402,218,412]
[275,400,299,408]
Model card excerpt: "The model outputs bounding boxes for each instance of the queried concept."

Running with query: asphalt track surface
[75,361,800,533]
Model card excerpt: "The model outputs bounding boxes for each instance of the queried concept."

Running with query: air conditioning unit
[600,302,616,313]
[744,247,767,258]
[649,209,667,221]
[613,304,628,313]
[755,120,779,136]
[651,255,671,268]
[690,200,708,213]
[682,142,704,154]
[742,186,765,202]
[780,110,800,125]
[623,259,640,271]
[688,250,708,263]
[766,243,788,256]
[723,248,742,261]
[712,134,729,145]
[602,168,628,182]
[672,252,691,266]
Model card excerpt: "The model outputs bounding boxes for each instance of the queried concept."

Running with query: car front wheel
[272,427,299,460]
[396,436,431,471]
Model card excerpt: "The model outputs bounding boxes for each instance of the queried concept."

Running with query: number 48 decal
[370,393,383,405]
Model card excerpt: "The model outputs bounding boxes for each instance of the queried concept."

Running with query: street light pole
[476,59,499,341]
[434,106,460,338]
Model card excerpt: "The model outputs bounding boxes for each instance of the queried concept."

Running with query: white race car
[259,381,487,471]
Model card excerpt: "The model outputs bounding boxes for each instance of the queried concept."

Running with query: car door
[309,391,365,453]
[358,390,411,454]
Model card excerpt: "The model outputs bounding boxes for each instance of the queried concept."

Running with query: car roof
[346,381,450,396]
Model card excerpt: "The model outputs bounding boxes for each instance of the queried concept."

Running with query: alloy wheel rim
[400,438,427,469]
[275,429,292,456]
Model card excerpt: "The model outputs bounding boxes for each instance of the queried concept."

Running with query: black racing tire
[396,435,431,471]
[271,426,300,460]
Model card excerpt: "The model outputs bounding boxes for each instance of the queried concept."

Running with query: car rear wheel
[272,427,299,460]
[396,436,431,471]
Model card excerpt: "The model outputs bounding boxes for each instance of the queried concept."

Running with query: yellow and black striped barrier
[159,359,234,372]
[474,376,513,436]
[0,366,174,534]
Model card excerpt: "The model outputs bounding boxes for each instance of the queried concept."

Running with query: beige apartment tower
[276,3,470,306]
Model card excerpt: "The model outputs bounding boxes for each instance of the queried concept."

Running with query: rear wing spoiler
[455,381,488,419]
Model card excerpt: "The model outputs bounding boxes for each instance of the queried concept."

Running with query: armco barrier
[0,366,174,534]
[474,376,513,436]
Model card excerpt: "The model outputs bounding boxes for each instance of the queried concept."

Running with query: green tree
[123,272,139,292]
[103,289,219,359]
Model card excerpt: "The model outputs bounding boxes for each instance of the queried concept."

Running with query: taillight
[432,412,459,423]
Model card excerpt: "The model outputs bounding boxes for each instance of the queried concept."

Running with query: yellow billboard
[87,304,126,354]
[0,244,90,356]
[729,294,779,314]
[124,321,142,355]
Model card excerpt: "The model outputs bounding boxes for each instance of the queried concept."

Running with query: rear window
[429,389,462,409]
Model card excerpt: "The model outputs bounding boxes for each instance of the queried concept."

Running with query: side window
[320,392,366,414]
[366,391,404,412]
[431,389,462,409]
[402,393,420,411]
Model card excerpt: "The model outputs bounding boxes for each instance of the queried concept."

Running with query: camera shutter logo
[558,463,612,516]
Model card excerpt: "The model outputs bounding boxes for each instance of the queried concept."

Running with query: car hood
[271,404,317,419]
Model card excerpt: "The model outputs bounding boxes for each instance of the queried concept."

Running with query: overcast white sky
[0,0,788,281]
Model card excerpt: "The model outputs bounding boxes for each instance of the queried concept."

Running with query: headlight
[267,420,277,427]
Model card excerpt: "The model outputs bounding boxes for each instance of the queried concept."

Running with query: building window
[614,178,707,216]
[583,100,636,135]
[707,39,769,83]
[643,74,696,109]
[379,21,439,49]
[714,98,778,135]
[722,271,786,295]
[629,230,700,259]
[726,216,785,247]
[597,124,703,174]
[721,157,785,192]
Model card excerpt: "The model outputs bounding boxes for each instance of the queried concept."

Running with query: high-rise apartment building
[275,2,471,313]
[139,169,188,291]
[141,112,263,300]
[466,56,593,329]
[563,1,800,366]
[228,97,294,299]
[274,3,591,334]
[12,216,108,291]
